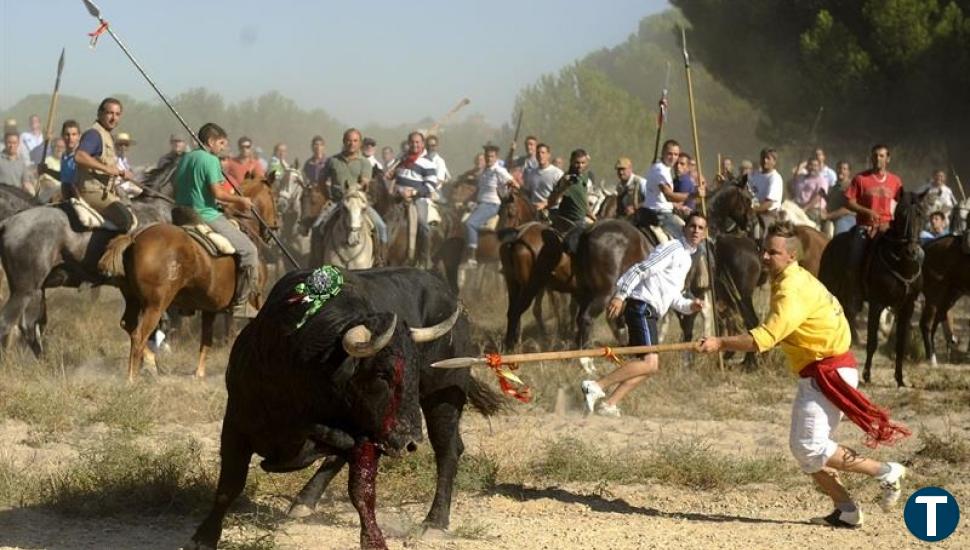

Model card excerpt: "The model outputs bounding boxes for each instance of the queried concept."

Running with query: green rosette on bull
[288,265,345,328]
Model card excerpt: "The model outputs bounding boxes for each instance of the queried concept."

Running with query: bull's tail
[467,375,507,416]
[97,234,135,278]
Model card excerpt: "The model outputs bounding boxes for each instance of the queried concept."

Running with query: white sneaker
[580,380,605,413]
[595,402,621,418]
[810,508,863,528]
[877,462,906,512]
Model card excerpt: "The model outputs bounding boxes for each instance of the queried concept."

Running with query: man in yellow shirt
[698,221,909,528]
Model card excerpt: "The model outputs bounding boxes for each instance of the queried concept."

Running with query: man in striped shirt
[581,212,707,417]
[385,131,439,265]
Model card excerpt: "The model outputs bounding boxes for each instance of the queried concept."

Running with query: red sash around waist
[798,351,911,448]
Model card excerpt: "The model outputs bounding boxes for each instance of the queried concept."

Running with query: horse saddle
[426,199,442,226]
[182,225,236,257]
[460,211,500,231]
[64,197,139,233]
[171,205,236,256]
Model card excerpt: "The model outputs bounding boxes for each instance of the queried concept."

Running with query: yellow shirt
[749,262,851,374]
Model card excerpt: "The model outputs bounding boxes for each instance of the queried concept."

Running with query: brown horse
[919,234,970,366]
[100,176,279,381]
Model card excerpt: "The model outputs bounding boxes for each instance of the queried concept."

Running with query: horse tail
[467,375,507,416]
[98,234,135,277]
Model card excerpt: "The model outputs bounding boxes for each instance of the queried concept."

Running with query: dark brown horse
[100,176,279,381]
[919,234,970,366]
[819,191,925,386]
[573,219,652,348]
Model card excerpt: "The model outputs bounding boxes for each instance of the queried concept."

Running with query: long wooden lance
[432,342,699,369]
[505,109,525,167]
[681,27,724,371]
[40,48,66,166]
[81,0,301,270]
[951,166,967,203]
[651,62,672,164]
[427,97,471,137]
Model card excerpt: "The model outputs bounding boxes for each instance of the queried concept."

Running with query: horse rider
[155,134,187,171]
[312,128,388,253]
[303,135,328,185]
[425,134,452,186]
[362,137,382,175]
[384,131,439,266]
[226,136,265,184]
[843,144,903,301]
[581,212,707,417]
[522,143,563,212]
[748,147,783,238]
[698,221,908,528]
[614,157,645,218]
[638,139,689,240]
[174,122,259,309]
[36,119,80,200]
[463,144,514,268]
[114,132,144,199]
[546,148,593,254]
[507,135,539,171]
[71,97,136,232]
[267,142,289,180]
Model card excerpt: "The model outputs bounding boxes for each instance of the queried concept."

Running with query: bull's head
[339,306,462,455]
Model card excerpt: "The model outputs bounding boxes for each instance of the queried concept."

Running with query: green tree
[674,0,970,182]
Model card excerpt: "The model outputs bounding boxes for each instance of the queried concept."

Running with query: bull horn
[342,314,398,358]
[410,306,462,343]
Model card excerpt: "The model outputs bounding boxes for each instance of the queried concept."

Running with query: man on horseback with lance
[312,128,388,256]
[546,148,593,254]
[71,97,136,232]
[748,147,784,240]
[698,220,909,529]
[638,139,702,242]
[173,122,259,308]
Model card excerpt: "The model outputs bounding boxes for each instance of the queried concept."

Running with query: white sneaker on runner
[877,462,906,512]
[580,380,605,413]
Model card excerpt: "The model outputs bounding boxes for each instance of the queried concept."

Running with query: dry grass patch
[917,429,970,464]
[533,436,792,491]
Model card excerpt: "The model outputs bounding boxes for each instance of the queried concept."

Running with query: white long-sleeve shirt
[613,238,697,317]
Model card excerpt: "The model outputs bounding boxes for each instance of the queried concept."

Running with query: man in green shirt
[174,122,258,307]
[547,148,593,252]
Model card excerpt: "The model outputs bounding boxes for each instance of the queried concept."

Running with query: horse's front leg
[894,298,916,388]
[864,302,884,384]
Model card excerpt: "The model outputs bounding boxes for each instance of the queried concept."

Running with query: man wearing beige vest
[72,97,136,232]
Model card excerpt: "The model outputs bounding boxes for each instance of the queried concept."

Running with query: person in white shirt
[18,114,44,165]
[639,139,701,239]
[750,148,784,213]
[814,148,837,189]
[917,169,957,227]
[424,134,451,186]
[580,212,707,417]
[362,137,382,175]
[464,144,513,267]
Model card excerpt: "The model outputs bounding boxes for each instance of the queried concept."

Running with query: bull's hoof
[181,540,215,550]
[419,526,454,540]
[287,502,315,518]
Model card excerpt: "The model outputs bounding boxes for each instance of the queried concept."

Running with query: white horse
[315,190,374,269]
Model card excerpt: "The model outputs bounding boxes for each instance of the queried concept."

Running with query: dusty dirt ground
[0,284,968,549]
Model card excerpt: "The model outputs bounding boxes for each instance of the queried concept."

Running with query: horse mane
[140,159,180,194]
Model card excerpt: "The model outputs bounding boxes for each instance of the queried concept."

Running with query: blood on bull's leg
[348,440,387,550]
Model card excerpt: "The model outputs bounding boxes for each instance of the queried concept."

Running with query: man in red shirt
[225,136,265,185]
[843,144,903,306]
[845,144,902,234]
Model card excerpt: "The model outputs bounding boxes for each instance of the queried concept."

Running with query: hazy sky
[1,0,667,126]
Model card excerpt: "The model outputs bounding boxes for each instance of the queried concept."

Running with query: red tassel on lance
[485,352,532,403]
[88,21,109,48]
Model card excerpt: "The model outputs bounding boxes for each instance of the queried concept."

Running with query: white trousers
[789,367,859,473]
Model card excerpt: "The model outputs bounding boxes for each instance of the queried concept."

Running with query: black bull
[190,267,504,550]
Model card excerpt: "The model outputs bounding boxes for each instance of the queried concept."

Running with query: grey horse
[0,166,176,356]
[0,183,42,221]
